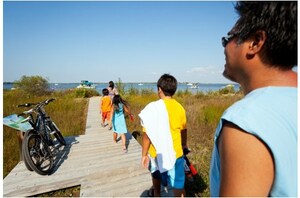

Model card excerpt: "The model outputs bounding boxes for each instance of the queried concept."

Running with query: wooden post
[17,131,25,161]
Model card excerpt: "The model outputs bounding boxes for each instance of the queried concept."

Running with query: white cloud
[182,65,231,83]
[186,66,223,75]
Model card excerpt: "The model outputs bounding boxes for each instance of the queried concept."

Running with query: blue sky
[3,1,239,83]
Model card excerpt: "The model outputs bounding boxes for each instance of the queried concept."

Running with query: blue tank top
[210,87,297,197]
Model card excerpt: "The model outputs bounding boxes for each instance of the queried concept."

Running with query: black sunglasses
[222,34,235,47]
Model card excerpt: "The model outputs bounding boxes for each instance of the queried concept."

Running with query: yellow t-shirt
[143,98,187,159]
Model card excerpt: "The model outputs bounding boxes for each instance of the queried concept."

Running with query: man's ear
[246,30,267,59]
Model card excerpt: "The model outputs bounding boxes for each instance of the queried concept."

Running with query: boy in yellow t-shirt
[140,74,187,197]
[100,88,112,127]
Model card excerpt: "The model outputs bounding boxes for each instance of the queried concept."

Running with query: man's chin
[223,70,235,82]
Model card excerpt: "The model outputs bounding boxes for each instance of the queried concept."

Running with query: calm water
[3,82,240,94]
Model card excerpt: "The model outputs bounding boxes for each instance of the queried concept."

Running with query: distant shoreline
[3,82,240,93]
[3,82,238,85]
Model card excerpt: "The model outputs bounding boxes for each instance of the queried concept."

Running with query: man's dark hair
[231,1,297,69]
[102,88,109,96]
[157,74,177,96]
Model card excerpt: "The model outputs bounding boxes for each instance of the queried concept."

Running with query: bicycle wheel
[22,133,54,175]
[47,121,66,146]
[23,152,33,171]
[22,130,37,172]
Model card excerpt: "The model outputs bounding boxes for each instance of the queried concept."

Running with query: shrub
[218,84,235,95]
[14,75,51,96]
[72,88,100,98]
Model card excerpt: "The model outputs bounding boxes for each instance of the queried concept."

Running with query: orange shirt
[101,96,112,112]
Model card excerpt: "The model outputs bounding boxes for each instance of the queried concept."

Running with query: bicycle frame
[20,99,56,147]
[34,111,53,147]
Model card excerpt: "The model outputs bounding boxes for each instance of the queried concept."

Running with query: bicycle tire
[22,133,54,175]
[48,121,66,146]
[23,152,33,171]
[22,130,37,172]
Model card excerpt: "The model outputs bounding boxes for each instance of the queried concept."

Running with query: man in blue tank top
[210,2,297,197]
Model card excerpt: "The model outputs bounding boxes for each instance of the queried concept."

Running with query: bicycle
[17,98,66,175]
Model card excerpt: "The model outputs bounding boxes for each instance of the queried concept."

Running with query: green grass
[3,88,243,197]
[32,185,81,197]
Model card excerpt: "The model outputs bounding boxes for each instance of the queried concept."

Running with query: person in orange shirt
[100,88,112,128]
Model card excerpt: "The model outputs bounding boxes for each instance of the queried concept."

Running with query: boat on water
[188,83,199,89]
[190,85,199,89]
[76,80,96,89]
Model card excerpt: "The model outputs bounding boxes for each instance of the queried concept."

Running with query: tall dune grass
[124,88,243,197]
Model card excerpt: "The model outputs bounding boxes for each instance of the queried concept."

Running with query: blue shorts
[148,156,185,189]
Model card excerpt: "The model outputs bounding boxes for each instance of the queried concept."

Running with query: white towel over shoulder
[139,99,176,173]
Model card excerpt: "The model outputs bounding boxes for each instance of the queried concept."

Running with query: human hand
[130,114,134,122]
[183,146,191,155]
[141,155,150,168]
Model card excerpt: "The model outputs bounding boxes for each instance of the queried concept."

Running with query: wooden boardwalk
[3,96,173,197]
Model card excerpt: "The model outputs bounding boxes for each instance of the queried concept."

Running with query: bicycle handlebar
[17,98,56,116]
[17,103,37,108]
[17,98,55,108]
[45,98,55,104]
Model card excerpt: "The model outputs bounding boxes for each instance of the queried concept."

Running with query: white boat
[138,83,143,86]
[76,80,96,89]
[190,85,199,89]
[187,83,199,89]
